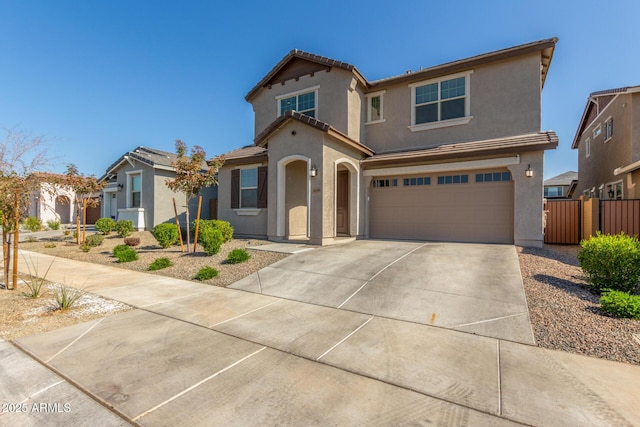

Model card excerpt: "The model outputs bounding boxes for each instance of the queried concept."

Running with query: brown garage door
[370,170,514,243]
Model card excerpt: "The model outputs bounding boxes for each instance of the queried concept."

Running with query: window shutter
[257,166,268,208]
[231,169,240,209]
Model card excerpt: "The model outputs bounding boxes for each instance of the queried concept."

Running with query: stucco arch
[276,155,312,238]
[334,158,360,236]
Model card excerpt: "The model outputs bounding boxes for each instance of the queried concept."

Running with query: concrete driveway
[230,240,534,344]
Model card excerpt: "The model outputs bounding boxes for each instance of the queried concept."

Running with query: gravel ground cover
[518,244,640,365]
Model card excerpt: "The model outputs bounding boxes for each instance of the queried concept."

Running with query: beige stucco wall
[251,69,361,141]
[363,53,542,152]
[507,150,545,247]
[217,161,268,238]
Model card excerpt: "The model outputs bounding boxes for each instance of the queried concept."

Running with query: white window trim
[275,85,320,118]
[592,123,602,139]
[408,70,473,132]
[585,138,591,157]
[604,116,613,143]
[233,208,261,216]
[365,90,386,125]
[125,170,142,209]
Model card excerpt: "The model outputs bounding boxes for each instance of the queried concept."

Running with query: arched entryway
[277,155,311,240]
[55,196,71,224]
[335,159,359,237]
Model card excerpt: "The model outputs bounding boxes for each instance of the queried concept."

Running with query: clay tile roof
[253,110,374,156]
[245,49,366,102]
[362,131,558,167]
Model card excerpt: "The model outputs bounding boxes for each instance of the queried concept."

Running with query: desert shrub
[124,237,141,247]
[79,245,92,252]
[112,244,138,263]
[199,227,223,256]
[114,220,134,238]
[600,290,640,319]
[47,220,60,230]
[149,257,172,271]
[84,234,104,247]
[226,248,250,264]
[95,217,115,235]
[194,220,234,243]
[578,232,640,294]
[21,255,54,298]
[53,285,84,310]
[23,216,42,232]
[44,243,56,248]
[152,223,179,248]
[194,266,218,281]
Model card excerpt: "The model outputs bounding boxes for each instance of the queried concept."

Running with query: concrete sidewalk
[2,249,640,426]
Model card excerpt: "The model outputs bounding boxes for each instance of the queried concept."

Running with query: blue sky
[1,0,638,179]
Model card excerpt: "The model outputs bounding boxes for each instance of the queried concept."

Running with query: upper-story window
[276,86,319,118]
[593,124,601,139]
[409,71,472,132]
[585,137,591,158]
[365,91,385,124]
[604,117,613,142]
[544,186,564,198]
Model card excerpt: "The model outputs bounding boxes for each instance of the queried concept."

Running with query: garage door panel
[370,170,513,244]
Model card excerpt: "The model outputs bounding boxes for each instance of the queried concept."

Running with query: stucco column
[508,151,545,248]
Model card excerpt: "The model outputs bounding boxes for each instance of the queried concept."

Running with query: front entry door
[336,170,349,235]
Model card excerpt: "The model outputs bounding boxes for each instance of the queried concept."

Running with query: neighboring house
[217,38,559,247]
[572,85,640,200]
[544,171,578,199]
[99,146,217,231]
[27,179,76,225]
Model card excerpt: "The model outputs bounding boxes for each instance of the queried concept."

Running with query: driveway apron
[230,240,534,344]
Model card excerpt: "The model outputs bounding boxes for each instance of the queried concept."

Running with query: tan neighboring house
[572,85,640,200]
[99,146,217,231]
[544,171,578,199]
[217,38,559,247]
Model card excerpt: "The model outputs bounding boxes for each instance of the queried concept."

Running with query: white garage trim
[363,155,520,177]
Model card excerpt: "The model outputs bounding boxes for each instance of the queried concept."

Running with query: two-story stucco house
[217,38,559,247]
[571,85,640,200]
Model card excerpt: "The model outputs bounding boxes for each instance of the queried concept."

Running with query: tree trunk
[173,198,184,253]
[82,197,87,245]
[193,195,202,253]
[76,201,81,245]
[185,195,191,251]
[12,190,20,290]
[2,214,9,290]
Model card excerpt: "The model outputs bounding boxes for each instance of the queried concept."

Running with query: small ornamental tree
[165,140,224,252]
[63,164,104,245]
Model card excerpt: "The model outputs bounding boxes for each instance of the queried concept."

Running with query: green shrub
[47,220,60,230]
[600,290,640,319]
[95,217,115,235]
[114,220,134,238]
[194,266,218,281]
[79,244,92,252]
[124,237,141,247]
[44,242,56,248]
[152,223,179,248]
[199,227,223,256]
[578,232,640,294]
[226,248,250,264]
[112,244,138,263]
[193,220,234,243]
[23,216,42,232]
[84,234,104,247]
[148,257,172,271]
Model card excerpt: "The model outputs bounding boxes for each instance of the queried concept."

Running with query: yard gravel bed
[518,245,640,365]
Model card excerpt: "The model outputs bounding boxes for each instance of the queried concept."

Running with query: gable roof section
[370,37,558,90]
[572,85,640,148]
[245,50,367,102]
[102,146,181,180]
[362,131,558,168]
[254,110,375,156]
[544,171,578,186]
[246,38,558,104]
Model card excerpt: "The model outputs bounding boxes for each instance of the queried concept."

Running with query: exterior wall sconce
[608,188,615,199]
[525,165,533,178]
[310,165,318,177]
[117,183,124,191]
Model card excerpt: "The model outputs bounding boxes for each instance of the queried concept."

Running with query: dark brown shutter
[231,169,240,209]
[257,166,268,208]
